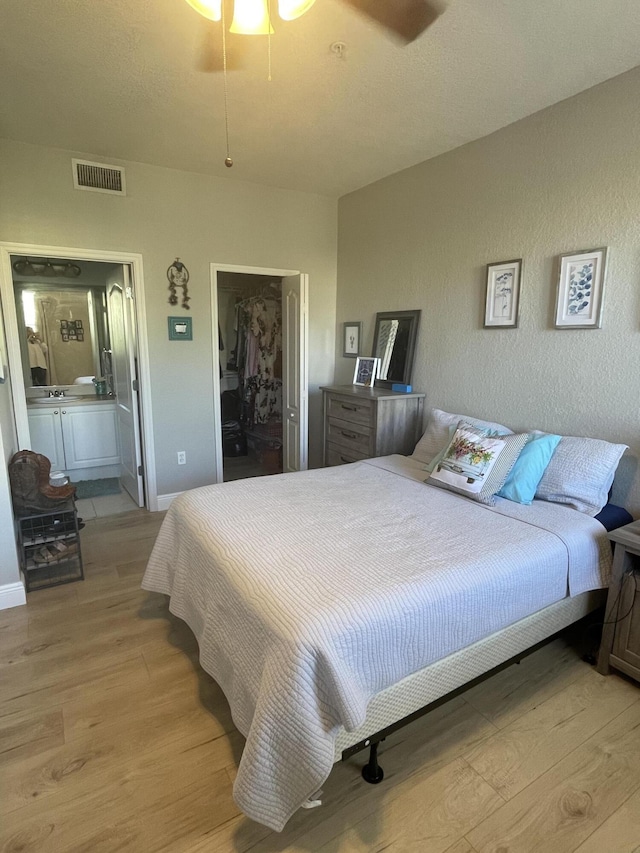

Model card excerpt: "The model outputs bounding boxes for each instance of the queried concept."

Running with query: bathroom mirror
[371,310,421,389]
[13,283,110,390]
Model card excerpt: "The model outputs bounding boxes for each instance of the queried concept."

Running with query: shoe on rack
[33,541,78,564]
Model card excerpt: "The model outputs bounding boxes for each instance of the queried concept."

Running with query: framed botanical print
[554,247,607,329]
[484,259,522,328]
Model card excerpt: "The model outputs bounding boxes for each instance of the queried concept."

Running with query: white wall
[0,295,22,592]
[0,139,338,497]
[337,66,640,514]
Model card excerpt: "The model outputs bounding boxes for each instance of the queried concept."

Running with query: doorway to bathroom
[211,263,308,484]
[0,243,156,515]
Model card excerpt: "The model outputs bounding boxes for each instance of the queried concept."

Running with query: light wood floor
[1,509,639,853]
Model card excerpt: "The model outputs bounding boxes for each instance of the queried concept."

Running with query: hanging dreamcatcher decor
[167,258,191,309]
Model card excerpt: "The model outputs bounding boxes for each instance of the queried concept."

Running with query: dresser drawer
[326,443,369,466]
[326,417,372,455]
[326,393,373,427]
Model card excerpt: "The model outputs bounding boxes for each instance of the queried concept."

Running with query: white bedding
[141,455,612,831]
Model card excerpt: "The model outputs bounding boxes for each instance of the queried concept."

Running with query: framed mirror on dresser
[372,310,420,389]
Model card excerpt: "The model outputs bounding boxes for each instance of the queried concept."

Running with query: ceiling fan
[186,0,441,165]
[188,0,441,62]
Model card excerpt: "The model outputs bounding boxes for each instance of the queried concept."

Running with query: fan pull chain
[221,0,233,167]
[267,0,272,81]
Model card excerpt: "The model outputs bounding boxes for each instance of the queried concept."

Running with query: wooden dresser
[320,385,425,466]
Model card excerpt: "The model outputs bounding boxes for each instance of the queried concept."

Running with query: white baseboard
[0,581,27,610]
[156,492,183,511]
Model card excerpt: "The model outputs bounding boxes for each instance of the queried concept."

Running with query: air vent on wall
[72,158,126,195]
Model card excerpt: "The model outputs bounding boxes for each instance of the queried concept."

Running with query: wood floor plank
[464,669,639,799]
[445,841,476,853]
[0,652,149,718]
[0,761,239,853]
[572,786,640,852]
[0,708,65,765]
[1,710,243,817]
[463,636,594,730]
[466,699,640,853]
[294,759,502,853]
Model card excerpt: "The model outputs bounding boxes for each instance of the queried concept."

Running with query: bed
[142,446,619,831]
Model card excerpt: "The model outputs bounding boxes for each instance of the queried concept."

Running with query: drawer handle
[340,404,358,412]
[341,430,359,440]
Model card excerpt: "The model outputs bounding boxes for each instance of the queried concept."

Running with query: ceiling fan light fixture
[185,0,222,21]
[277,0,316,21]
[229,0,274,34]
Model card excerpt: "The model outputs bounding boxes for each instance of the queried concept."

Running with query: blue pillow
[497,433,562,505]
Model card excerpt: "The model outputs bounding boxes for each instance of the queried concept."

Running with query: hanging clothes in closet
[231,295,282,428]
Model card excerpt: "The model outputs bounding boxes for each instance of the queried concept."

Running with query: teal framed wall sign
[168,316,193,341]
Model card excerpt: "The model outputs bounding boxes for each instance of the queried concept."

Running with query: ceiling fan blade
[196,20,246,72]
[341,0,440,43]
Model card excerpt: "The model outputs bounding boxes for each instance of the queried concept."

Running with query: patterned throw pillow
[426,422,528,505]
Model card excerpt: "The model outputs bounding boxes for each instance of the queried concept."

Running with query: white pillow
[412,408,513,466]
[535,435,628,516]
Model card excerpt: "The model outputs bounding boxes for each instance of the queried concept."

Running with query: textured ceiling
[1,0,640,197]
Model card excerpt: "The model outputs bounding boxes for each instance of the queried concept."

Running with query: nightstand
[320,385,425,466]
[597,519,640,683]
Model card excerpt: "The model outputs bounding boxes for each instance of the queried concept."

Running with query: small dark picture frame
[61,333,69,342]
[343,321,362,358]
[76,332,84,342]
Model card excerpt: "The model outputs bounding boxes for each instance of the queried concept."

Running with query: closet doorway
[211,264,308,483]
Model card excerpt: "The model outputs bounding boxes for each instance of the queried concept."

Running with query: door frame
[210,262,307,484]
[0,242,158,510]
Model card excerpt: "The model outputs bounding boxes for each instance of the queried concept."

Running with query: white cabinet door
[28,408,65,471]
[61,404,121,470]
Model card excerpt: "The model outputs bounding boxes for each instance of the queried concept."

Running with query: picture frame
[353,356,379,388]
[342,321,362,358]
[75,320,83,330]
[76,332,84,342]
[554,247,608,329]
[484,259,522,328]
[168,315,193,341]
[61,333,69,342]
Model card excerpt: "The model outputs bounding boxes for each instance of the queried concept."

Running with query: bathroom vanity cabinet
[27,400,120,477]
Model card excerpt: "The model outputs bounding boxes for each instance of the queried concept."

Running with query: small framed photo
[76,332,84,342]
[554,247,607,329]
[343,321,362,358]
[61,333,69,342]
[168,316,193,341]
[484,259,522,328]
[75,320,83,330]
[69,333,77,341]
[60,320,68,330]
[353,356,379,388]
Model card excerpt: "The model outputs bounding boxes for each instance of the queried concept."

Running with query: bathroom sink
[32,396,83,403]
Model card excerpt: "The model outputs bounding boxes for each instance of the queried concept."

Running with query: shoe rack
[16,501,84,592]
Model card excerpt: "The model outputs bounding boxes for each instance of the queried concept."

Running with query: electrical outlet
[177,451,186,465]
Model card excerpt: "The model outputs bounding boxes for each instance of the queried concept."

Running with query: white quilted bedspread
[141,456,611,831]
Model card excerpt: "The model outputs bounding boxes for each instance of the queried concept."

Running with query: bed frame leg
[362,740,384,784]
